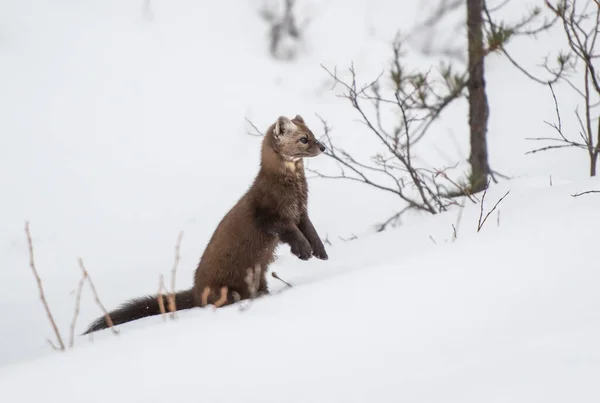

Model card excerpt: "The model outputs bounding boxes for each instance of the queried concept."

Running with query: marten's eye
[299,137,308,144]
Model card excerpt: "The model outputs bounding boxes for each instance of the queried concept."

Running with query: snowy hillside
[1,0,599,402]
[1,177,599,402]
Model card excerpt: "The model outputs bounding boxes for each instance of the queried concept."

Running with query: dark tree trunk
[466,0,491,192]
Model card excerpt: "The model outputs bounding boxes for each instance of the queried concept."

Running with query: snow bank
[1,178,599,403]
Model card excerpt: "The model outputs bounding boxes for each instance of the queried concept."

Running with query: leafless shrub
[79,258,118,335]
[312,38,482,230]
[525,0,600,177]
[24,221,66,351]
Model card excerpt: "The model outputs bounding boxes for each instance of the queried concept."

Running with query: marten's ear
[294,114,304,123]
[274,116,295,137]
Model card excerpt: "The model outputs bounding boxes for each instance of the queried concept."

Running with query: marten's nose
[317,141,326,152]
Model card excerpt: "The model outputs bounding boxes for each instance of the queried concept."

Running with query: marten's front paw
[291,239,312,260]
[312,244,328,260]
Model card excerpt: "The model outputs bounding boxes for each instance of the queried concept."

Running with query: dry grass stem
[78,258,118,335]
[452,199,466,241]
[46,339,61,351]
[271,271,293,288]
[25,221,66,351]
[200,286,211,307]
[168,230,184,317]
[213,286,229,308]
[158,274,167,321]
[69,270,88,348]
[477,185,511,232]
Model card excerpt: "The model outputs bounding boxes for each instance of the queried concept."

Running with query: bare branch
[376,206,412,232]
[25,221,65,351]
[452,198,466,242]
[477,184,511,232]
[571,189,600,196]
[79,258,118,335]
[46,339,61,351]
[316,62,461,216]
[245,117,265,137]
[529,1,600,175]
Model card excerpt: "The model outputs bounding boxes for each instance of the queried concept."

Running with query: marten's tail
[82,289,195,335]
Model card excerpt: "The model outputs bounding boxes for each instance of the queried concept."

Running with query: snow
[1,0,599,401]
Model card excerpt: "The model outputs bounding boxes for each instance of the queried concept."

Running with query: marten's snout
[317,141,326,152]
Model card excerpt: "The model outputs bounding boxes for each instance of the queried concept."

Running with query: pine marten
[83,114,328,334]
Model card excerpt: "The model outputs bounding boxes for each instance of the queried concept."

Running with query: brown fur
[83,115,327,334]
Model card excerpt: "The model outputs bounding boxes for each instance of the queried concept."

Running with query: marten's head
[269,115,325,160]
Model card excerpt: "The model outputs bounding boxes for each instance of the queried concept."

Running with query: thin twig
[46,339,61,351]
[452,198,466,242]
[571,190,600,196]
[25,221,65,351]
[79,258,118,335]
[376,206,412,232]
[69,270,88,348]
[245,117,265,137]
[272,271,293,288]
[477,189,511,232]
